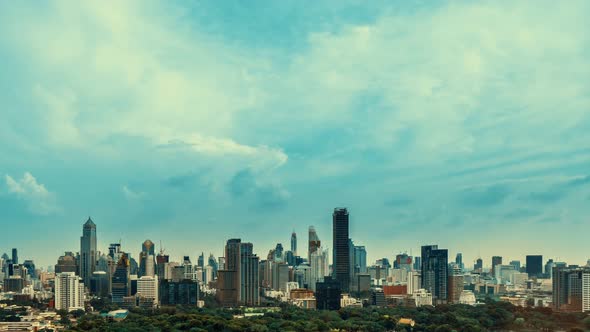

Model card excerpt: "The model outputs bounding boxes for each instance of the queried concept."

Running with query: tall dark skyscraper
[308,226,321,261]
[421,245,448,304]
[217,239,259,306]
[491,256,503,275]
[11,248,18,265]
[111,253,131,304]
[455,253,463,271]
[333,208,350,292]
[474,258,483,272]
[80,217,97,282]
[526,255,543,278]
[291,231,297,256]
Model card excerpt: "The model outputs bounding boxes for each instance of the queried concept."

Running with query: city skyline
[1,0,590,269]
[0,214,585,272]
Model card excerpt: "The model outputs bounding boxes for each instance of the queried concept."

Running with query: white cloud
[5,172,60,215]
[122,185,145,201]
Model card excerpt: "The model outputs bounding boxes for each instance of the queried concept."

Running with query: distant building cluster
[1,211,589,315]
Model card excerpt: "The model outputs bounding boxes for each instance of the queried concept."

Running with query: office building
[310,247,329,291]
[216,239,260,307]
[136,276,159,308]
[553,266,590,312]
[474,258,483,272]
[509,260,521,271]
[308,226,321,262]
[526,255,543,278]
[11,248,18,265]
[491,256,502,275]
[55,272,84,312]
[139,240,156,277]
[80,218,97,283]
[315,276,341,310]
[55,252,78,274]
[291,231,297,256]
[332,208,350,292]
[112,253,131,304]
[354,246,367,274]
[160,279,200,305]
[455,253,464,271]
[90,271,110,297]
[421,245,448,304]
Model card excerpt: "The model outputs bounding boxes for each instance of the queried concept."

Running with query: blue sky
[1,0,589,269]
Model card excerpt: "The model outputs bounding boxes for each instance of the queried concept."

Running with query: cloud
[4,172,60,215]
[228,169,290,210]
[459,184,511,207]
[122,185,145,201]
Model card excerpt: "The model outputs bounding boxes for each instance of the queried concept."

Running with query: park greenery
[2,297,590,331]
[60,299,590,332]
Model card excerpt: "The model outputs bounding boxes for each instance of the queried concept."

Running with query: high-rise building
[208,254,218,280]
[55,272,85,312]
[291,231,297,256]
[11,248,18,265]
[216,239,260,307]
[395,253,413,272]
[315,276,341,310]
[491,256,503,275]
[553,266,590,312]
[448,265,464,304]
[354,246,367,274]
[310,248,329,291]
[308,226,321,262]
[55,252,78,274]
[22,260,36,279]
[526,255,543,278]
[139,240,156,277]
[90,271,110,297]
[474,258,483,272]
[160,279,200,305]
[421,245,448,304]
[80,218,97,283]
[455,253,464,271]
[509,260,521,271]
[112,253,131,304]
[136,276,159,308]
[332,208,350,292]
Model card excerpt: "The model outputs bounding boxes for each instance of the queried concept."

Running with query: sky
[0,0,589,269]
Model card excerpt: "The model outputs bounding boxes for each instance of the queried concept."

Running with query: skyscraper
[217,239,260,306]
[526,255,543,278]
[421,245,448,304]
[55,272,85,311]
[455,253,463,271]
[354,245,367,273]
[474,258,483,272]
[291,231,297,256]
[112,253,131,304]
[333,208,350,292]
[308,226,321,261]
[139,240,156,277]
[80,218,97,283]
[553,266,590,312]
[11,248,18,265]
[491,256,503,275]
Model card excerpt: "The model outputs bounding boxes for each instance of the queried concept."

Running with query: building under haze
[80,218,97,283]
[526,255,543,278]
[332,208,350,292]
[421,245,448,304]
[308,226,321,262]
[291,231,297,256]
[139,240,156,277]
